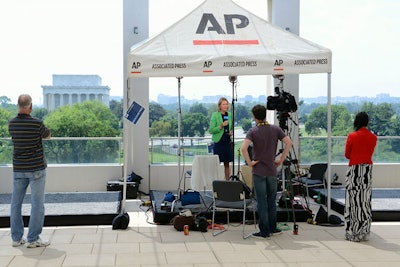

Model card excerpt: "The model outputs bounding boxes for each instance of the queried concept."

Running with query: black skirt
[213,132,233,163]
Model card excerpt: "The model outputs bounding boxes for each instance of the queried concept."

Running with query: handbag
[112,212,130,230]
[180,190,200,206]
[171,214,195,231]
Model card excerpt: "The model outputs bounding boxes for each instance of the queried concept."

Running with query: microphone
[229,76,237,83]
[223,112,228,121]
[223,112,229,132]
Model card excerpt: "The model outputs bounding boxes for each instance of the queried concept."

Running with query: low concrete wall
[329,163,400,188]
[0,164,123,194]
[1,163,399,194]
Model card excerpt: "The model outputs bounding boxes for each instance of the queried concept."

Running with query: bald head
[18,94,32,113]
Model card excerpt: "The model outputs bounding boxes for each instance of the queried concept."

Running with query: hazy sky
[1,0,399,105]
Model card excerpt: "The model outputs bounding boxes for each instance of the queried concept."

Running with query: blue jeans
[11,170,46,243]
[253,174,278,236]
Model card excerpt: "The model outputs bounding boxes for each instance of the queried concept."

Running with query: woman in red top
[344,112,377,242]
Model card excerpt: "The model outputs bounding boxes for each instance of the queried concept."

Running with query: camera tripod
[278,152,300,234]
[276,114,303,234]
[278,117,316,234]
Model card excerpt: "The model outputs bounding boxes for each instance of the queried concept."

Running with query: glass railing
[149,136,399,164]
[298,136,400,163]
[1,136,398,165]
[0,137,123,165]
[149,137,218,165]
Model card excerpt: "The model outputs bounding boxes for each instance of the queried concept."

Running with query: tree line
[2,94,400,163]
[0,96,122,164]
[2,95,400,138]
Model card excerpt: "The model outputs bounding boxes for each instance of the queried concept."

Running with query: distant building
[157,94,178,105]
[42,74,110,111]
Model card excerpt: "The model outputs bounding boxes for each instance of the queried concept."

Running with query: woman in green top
[209,97,233,180]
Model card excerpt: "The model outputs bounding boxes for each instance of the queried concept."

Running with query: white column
[104,94,109,107]
[123,0,150,194]
[60,94,64,107]
[43,93,48,111]
[270,0,300,158]
[51,93,55,111]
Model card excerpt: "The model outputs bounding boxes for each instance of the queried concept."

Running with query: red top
[345,128,377,166]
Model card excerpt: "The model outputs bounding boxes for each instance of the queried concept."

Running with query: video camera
[266,75,297,113]
[267,89,297,113]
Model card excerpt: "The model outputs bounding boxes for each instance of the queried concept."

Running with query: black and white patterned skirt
[344,164,373,242]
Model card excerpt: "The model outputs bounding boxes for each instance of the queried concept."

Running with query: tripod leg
[283,165,299,234]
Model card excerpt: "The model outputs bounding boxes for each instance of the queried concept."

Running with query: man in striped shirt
[8,94,51,248]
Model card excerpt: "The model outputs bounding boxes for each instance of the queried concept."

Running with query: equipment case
[107,180,138,199]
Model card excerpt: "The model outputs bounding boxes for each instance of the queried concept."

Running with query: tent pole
[327,72,332,215]
[121,78,130,214]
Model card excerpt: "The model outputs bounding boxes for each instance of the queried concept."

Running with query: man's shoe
[252,232,270,239]
[26,237,50,248]
[272,229,282,235]
[12,237,26,247]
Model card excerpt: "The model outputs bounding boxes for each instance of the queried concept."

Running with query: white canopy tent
[125,0,333,213]
[128,0,331,76]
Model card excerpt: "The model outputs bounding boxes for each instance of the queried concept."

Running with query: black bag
[112,213,130,230]
[127,171,143,184]
[315,206,328,224]
[329,214,344,225]
[180,190,200,206]
[314,206,344,226]
[192,216,209,232]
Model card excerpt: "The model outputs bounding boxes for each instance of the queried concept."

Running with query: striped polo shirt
[8,113,51,172]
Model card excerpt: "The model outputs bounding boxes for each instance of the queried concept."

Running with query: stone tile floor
[1,199,400,267]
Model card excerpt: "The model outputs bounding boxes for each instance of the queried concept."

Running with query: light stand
[229,75,238,181]
[171,76,183,212]
[177,76,183,198]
